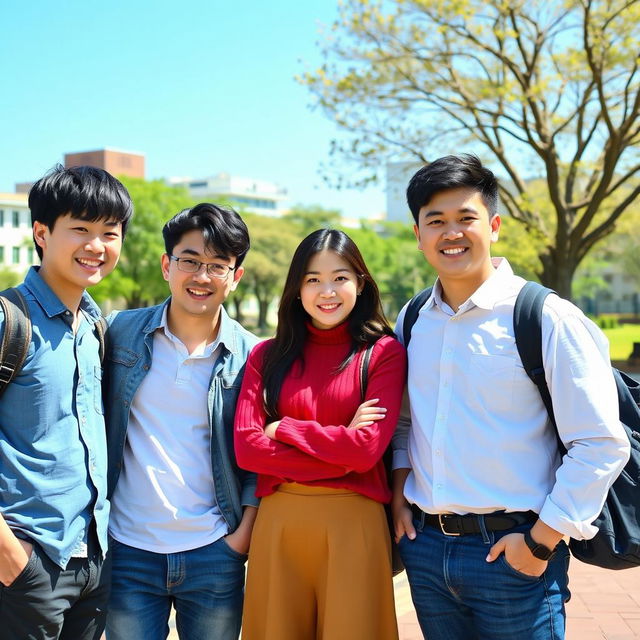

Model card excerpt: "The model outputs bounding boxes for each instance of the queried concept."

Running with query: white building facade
[167,173,288,216]
[0,193,34,274]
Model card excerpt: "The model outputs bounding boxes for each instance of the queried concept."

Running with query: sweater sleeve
[233,342,350,480]
[275,338,407,473]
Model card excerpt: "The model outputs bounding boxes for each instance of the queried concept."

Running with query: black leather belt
[411,504,537,536]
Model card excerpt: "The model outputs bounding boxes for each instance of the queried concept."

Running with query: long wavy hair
[261,228,394,420]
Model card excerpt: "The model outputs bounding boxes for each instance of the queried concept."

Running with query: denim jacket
[104,299,260,533]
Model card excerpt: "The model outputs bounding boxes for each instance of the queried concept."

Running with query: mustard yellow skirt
[242,483,398,640]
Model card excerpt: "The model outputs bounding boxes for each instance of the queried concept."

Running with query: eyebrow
[178,248,230,261]
[304,268,352,275]
[423,206,480,218]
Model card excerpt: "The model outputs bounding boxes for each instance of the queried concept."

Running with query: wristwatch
[523,528,555,560]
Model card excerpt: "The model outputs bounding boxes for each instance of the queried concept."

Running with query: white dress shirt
[394,258,630,540]
[109,308,228,553]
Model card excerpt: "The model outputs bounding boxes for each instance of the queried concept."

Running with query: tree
[242,217,300,331]
[0,267,22,290]
[303,0,640,298]
[91,178,194,309]
[284,204,342,235]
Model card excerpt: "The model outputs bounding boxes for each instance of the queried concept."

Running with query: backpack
[0,287,107,399]
[402,282,640,570]
[514,281,640,570]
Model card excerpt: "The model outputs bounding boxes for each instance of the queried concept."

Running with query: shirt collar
[23,266,101,321]
[427,257,514,313]
[468,258,514,310]
[157,301,233,357]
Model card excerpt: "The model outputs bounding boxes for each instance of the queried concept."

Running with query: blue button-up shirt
[0,267,109,568]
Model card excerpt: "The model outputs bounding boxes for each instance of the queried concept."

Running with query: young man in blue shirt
[392,154,630,640]
[0,165,133,639]
[104,203,259,640]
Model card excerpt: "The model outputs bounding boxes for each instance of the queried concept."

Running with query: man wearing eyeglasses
[103,203,260,640]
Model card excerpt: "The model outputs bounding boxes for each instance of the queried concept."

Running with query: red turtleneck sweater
[234,322,407,503]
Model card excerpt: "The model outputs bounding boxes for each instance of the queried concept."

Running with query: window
[12,210,20,227]
[0,210,4,226]
[0,247,4,263]
[27,247,35,264]
[12,247,20,264]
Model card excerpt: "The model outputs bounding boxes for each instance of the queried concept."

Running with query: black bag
[514,281,640,570]
[359,343,405,576]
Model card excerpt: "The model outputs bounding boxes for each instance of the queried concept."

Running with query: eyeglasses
[169,256,236,279]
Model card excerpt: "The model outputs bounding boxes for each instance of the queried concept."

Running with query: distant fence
[577,296,640,316]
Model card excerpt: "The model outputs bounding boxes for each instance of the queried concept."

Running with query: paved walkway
[395,562,640,639]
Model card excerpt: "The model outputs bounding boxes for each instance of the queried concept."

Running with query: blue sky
[0,0,385,217]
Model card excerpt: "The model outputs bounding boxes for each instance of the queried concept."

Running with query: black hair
[406,154,498,223]
[29,165,133,259]
[162,202,250,268]
[261,228,394,421]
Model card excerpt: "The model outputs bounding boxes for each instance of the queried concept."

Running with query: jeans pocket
[220,537,248,560]
[497,554,542,582]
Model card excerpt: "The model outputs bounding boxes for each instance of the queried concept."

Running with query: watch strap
[523,528,554,560]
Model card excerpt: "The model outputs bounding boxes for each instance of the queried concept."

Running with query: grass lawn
[603,324,640,361]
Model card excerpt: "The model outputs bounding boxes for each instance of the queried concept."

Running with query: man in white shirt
[392,154,630,640]
[104,203,260,640]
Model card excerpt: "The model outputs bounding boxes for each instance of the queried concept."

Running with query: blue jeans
[105,536,247,640]
[398,518,571,640]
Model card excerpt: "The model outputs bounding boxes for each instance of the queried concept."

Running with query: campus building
[64,148,145,179]
[166,172,288,216]
[385,160,423,223]
[0,192,35,274]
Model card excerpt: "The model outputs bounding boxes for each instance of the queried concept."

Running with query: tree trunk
[257,299,270,330]
[128,293,143,309]
[539,251,577,301]
[231,298,244,324]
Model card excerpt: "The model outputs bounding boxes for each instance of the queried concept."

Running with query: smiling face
[299,249,363,330]
[34,213,123,308]
[414,187,501,296]
[161,229,244,323]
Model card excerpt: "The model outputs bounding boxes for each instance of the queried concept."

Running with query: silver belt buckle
[438,514,461,536]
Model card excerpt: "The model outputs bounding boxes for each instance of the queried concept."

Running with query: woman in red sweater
[234,229,406,640]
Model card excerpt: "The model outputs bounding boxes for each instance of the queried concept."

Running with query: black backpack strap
[359,342,375,402]
[402,286,433,347]
[513,281,557,428]
[95,316,107,364]
[0,288,32,398]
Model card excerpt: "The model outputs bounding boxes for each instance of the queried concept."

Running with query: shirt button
[435,450,442,456]
[436,483,443,490]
